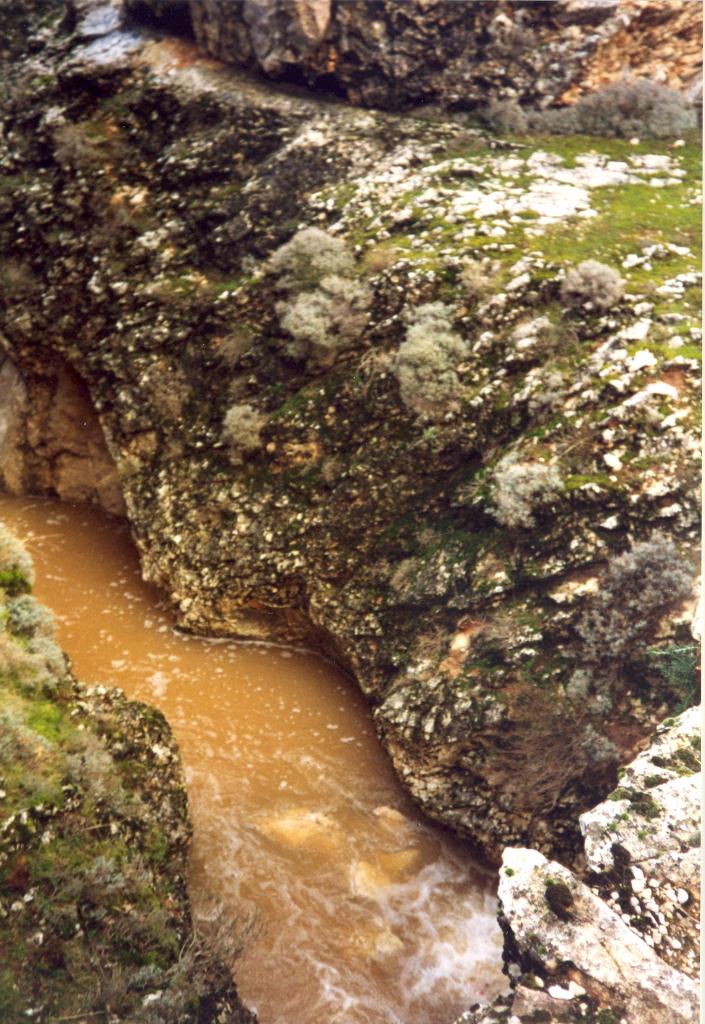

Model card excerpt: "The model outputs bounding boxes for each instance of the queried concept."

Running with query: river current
[0,497,506,1024]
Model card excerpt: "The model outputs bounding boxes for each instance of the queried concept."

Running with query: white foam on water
[0,496,508,1024]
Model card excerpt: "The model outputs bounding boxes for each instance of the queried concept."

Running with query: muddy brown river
[0,496,505,1024]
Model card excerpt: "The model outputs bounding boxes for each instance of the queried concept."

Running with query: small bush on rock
[490,454,562,528]
[393,303,468,421]
[277,274,371,366]
[481,98,528,136]
[6,594,54,639]
[268,227,353,291]
[222,403,266,462]
[270,228,371,366]
[0,524,34,593]
[648,643,698,713]
[560,260,624,311]
[559,78,696,139]
[577,534,693,667]
[529,79,696,138]
[459,259,492,298]
[493,685,615,814]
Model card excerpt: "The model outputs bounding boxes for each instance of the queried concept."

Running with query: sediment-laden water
[0,496,505,1024]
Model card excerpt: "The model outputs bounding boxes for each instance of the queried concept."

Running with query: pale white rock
[506,273,530,292]
[620,319,651,342]
[547,984,573,1000]
[499,848,698,1024]
[631,874,646,894]
[603,452,623,471]
[627,349,657,373]
[621,381,680,409]
[656,502,682,518]
[635,154,673,170]
[581,707,701,875]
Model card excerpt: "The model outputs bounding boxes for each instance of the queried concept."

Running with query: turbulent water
[0,497,506,1024]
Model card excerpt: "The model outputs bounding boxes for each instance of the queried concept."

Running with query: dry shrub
[492,686,615,816]
[53,123,102,171]
[560,260,624,311]
[459,259,493,298]
[222,402,266,461]
[363,244,400,274]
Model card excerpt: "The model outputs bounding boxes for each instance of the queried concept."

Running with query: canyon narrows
[0,1,701,1022]
[0,496,506,1023]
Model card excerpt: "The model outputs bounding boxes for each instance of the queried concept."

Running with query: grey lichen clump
[560,260,624,311]
[271,227,371,366]
[268,226,354,288]
[577,535,693,667]
[393,302,469,421]
[490,454,563,528]
[222,402,267,461]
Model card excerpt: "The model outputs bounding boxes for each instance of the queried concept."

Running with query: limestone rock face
[0,5,701,865]
[498,847,698,1024]
[460,707,700,1024]
[124,0,702,110]
[0,353,125,516]
[188,0,332,74]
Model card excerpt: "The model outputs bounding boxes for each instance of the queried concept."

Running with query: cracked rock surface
[458,708,700,1024]
[0,2,700,865]
[124,0,703,112]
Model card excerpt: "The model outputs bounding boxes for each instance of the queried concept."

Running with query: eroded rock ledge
[462,706,700,1024]
[124,0,703,112]
[0,2,700,866]
[0,351,125,515]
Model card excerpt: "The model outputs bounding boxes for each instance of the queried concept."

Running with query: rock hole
[126,0,195,40]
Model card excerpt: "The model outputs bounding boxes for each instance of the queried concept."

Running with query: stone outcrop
[0,5,700,865]
[124,0,703,111]
[0,352,125,515]
[458,707,700,1024]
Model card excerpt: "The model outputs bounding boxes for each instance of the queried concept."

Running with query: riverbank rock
[456,706,700,1024]
[124,0,703,113]
[0,4,701,867]
[258,807,344,854]
[0,526,255,1022]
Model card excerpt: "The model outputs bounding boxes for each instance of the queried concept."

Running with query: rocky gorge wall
[0,0,701,863]
[125,0,703,112]
[0,3,701,1020]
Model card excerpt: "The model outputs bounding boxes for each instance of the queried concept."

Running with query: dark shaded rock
[123,0,702,111]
